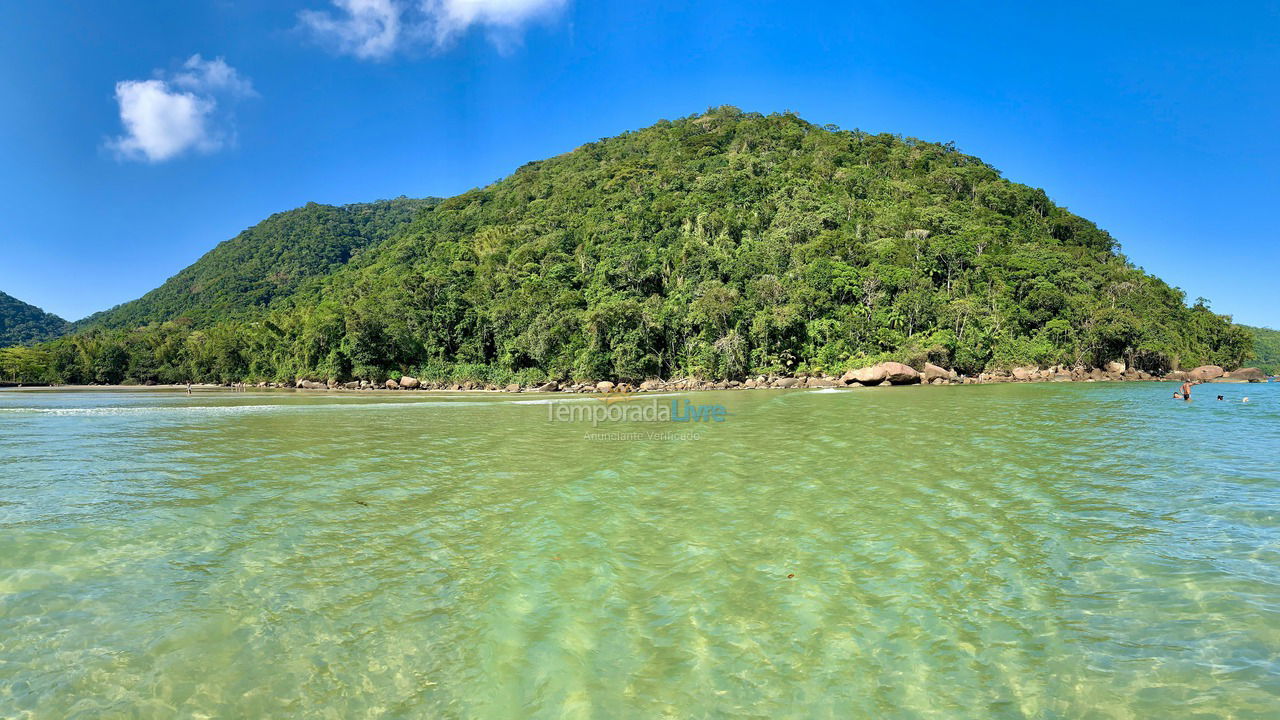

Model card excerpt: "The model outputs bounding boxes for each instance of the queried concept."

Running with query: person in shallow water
[1175,379,1194,400]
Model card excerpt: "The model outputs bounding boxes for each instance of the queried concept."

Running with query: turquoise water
[1,383,1278,718]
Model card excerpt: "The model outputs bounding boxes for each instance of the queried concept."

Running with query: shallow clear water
[1,383,1278,718]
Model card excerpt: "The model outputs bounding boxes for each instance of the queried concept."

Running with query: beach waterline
[1,383,1278,718]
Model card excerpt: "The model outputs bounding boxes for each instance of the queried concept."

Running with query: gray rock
[1225,367,1266,382]
[924,362,957,383]
[1189,365,1225,381]
[881,362,921,384]
[845,365,888,385]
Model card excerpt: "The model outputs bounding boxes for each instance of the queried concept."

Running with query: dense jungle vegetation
[0,291,68,348]
[75,197,436,331]
[1,108,1255,385]
[1241,326,1280,375]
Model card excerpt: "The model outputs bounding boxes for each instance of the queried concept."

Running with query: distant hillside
[76,197,436,330]
[0,291,68,347]
[16,108,1254,385]
[1241,325,1280,374]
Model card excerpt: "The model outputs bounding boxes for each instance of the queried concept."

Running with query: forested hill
[1241,325,1280,374]
[0,291,69,347]
[17,108,1255,385]
[75,197,436,331]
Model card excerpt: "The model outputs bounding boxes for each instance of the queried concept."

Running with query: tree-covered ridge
[12,108,1254,385]
[1240,325,1280,374]
[320,107,1249,381]
[75,197,436,331]
[0,290,69,347]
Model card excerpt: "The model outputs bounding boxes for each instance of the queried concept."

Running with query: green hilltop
[4,108,1257,385]
[0,290,69,347]
[77,196,436,331]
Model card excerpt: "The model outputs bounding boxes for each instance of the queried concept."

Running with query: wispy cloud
[299,0,567,60]
[108,55,256,163]
[299,0,402,60]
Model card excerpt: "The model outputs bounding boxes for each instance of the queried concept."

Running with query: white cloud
[173,55,257,98]
[108,55,254,163]
[299,0,402,60]
[299,0,567,60]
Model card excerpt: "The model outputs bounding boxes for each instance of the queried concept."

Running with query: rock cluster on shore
[253,361,1270,393]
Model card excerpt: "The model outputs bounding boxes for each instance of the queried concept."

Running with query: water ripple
[0,383,1277,718]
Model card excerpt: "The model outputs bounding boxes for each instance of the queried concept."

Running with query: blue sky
[1,1,1276,326]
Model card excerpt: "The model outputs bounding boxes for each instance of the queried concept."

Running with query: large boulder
[882,362,921,384]
[774,377,801,388]
[1164,370,1190,382]
[1105,360,1126,374]
[1189,365,1225,381]
[385,379,399,390]
[504,383,521,393]
[399,376,421,389]
[1011,366,1036,381]
[923,363,956,383]
[1225,367,1266,382]
[534,381,559,392]
[639,379,662,391]
[845,364,889,385]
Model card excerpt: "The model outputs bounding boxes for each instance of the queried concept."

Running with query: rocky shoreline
[10,362,1267,394]
[256,361,1272,393]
